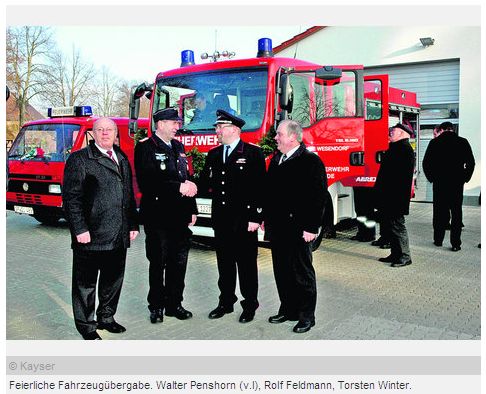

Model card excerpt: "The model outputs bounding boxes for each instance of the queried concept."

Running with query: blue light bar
[181,50,195,67]
[257,38,273,58]
[76,105,93,116]
[48,105,93,118]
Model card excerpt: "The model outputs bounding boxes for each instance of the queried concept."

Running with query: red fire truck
[128,38,420,247]
[7,105,149,224]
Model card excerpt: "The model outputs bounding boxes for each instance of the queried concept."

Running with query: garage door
[366,60,460,201]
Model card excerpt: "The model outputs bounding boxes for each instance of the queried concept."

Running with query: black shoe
[293,320,315,333]
[371,239,383,246]
[208,305,234,319]
[379,243,391,249]
[378,255,396,263]
[268,314,289,324]
[451,246,461,252]
[165,305,193,320]
[434,241,443,247]
[82,331,102,340]
[391,260,412,268]
[239,310,255,323]
[97,321,126,333]
[150,308,164,324]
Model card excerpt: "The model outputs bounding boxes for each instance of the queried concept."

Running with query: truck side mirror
[129,83,146,120]
[316,66,342,80]
[128,120,138,139]
[279,74,293,112]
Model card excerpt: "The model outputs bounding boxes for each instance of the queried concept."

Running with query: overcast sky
[53,26,311,84]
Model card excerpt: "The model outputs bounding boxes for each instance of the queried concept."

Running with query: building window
[419,102,459,139]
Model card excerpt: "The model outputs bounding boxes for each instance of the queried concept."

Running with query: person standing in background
[422,121,475,251]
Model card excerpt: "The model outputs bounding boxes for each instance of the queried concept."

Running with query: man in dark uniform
[63,117,139,340]
[135,108,198,323]
[375,123,415,267]
[199,109,266,323]
[422,121,475,251]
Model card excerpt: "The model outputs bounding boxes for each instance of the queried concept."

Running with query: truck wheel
[33,214,60,225]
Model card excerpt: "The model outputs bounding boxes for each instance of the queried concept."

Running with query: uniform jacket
[199,140,266,230]
[63,141,139,251]
[134,135,197,228]
[374,138,414,216]
[422,131,475,187]
[265,143,327,237]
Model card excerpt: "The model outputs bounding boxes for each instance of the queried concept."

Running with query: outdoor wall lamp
[420,37,435,47]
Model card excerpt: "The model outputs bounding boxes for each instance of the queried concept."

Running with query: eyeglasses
[94,127,115,133]
[388,128,396,136]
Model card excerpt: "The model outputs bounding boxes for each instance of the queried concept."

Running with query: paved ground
[6,202,481,340]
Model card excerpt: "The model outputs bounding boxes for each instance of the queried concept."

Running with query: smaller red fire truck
[7,105,148,224]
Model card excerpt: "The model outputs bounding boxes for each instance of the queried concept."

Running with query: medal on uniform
[155,153,167,171]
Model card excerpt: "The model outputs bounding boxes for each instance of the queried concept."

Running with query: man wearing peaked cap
[134,106,198,324]
[153,107,183,122]
[199,108,265,324]
[213,109,246,128]
[374,123,415,268]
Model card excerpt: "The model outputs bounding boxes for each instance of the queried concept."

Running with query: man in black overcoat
[422,121,475,251]
[264,120,327,334]
[135,108,198,323]
[374,123,415,267]
[63,117,139,340]
[199,109,266,323]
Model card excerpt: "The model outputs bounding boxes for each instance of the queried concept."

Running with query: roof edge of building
[273,26,326,54]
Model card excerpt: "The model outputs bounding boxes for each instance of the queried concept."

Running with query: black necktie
[224,145,230,163]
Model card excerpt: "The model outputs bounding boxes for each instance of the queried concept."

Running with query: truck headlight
[49,184,62,194]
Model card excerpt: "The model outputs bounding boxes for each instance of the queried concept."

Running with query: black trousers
[72,247,127,336]
[433,183,464,247]
[144,225,191,311]
[270,229,316,322]
[383,215,411,263]
[213,225,259,311]
[378,217,391,242]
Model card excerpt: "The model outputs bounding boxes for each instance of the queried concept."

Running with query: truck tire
[33,213,60,226]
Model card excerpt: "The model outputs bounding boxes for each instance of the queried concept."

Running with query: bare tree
[113,81,150,118]
[41,45,95,107]
[6,26,53,126]
[112,81,132,117]
[91,66,122,116]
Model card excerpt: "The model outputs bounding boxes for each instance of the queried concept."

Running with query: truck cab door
[346,74,390,188]
[277,65,366,186]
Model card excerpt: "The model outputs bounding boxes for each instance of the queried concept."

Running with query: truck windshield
[154,68,268,134]
[8,123,81,162]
